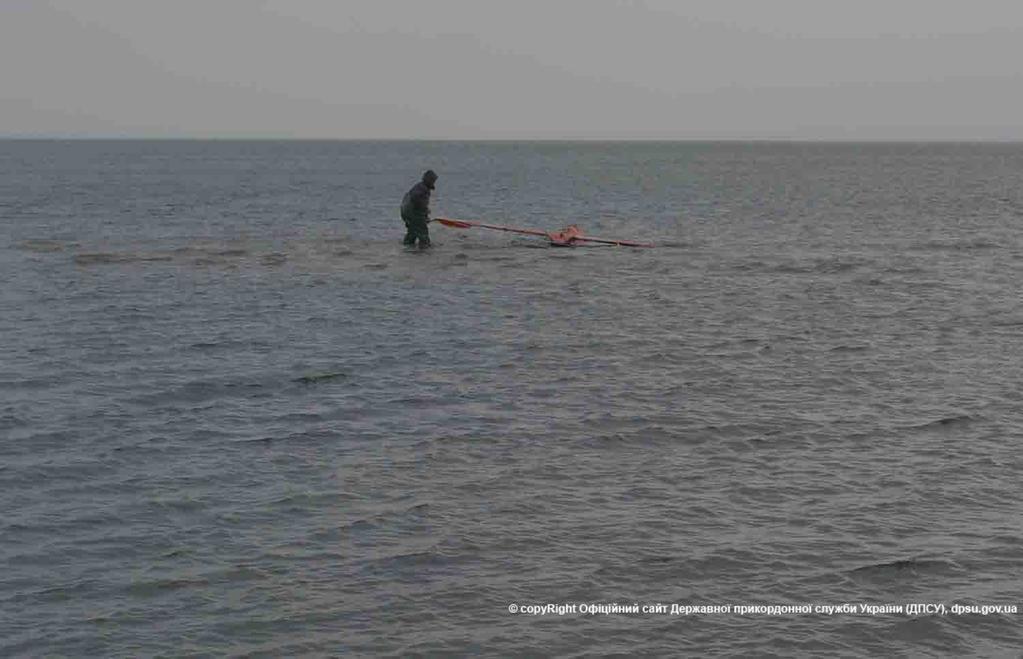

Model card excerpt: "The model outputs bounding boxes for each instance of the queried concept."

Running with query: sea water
[2,140,1022,655]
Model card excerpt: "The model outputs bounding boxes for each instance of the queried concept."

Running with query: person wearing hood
[400,170,438,249]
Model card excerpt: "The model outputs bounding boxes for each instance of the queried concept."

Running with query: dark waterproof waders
[402,213,430,248]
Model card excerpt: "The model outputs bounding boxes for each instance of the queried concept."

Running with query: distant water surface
[2,140,1022,655]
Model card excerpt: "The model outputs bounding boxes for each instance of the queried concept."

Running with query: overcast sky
[3,0,1023,139]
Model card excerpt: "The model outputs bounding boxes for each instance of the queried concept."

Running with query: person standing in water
[400,170,438,249]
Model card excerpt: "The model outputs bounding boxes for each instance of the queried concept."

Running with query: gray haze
[3,0,1023,139]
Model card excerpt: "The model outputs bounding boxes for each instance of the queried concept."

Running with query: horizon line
[4,135,1023,144]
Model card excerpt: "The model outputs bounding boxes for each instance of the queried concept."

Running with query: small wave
[907,414,976,431]
[74,252,174,265]
[128,378,268,406]
[161,548,191,558]
[849,558,955,575]
[126,577,210,597]
[0,377,60,391]
[910,239,1000,252]
[346,519,376,532]
[360,550,448,575]
[728,257,866,275]
[0,413,28,431]
[728,259,768,272]
[818,260,863,273]
[261,252,288,266]
[293,372,347,384]
[881,264,926,275]
[192,257,228,267]
[17,239,70,253]
[772,259,866,274]
[237,429,338,444]
[990,317,1023,327]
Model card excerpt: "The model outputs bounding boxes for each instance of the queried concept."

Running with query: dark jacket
[401,171,437,224]
[401,181,432,223]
